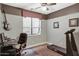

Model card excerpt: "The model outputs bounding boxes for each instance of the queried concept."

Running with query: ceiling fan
[31,3,56,11]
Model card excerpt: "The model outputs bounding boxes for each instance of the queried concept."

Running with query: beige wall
[47,12,79,52]
[27,20,47,46]
[0,9,23,39]
[0,8,47,47]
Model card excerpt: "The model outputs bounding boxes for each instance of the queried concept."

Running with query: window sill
[28,34,41,37]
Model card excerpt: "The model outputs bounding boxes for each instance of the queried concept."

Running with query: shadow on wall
[74,31,79,53]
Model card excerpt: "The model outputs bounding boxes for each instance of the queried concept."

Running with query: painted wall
[0,8,47,47]
[47,12,79,51]
[0,9,23,40]
[27,20,47,46]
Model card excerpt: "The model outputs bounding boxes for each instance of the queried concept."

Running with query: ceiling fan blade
[35,7,41,9]
[31,7,41,10]
[47,3,56,6]
[41,3,56,6]
[41,3,47,6]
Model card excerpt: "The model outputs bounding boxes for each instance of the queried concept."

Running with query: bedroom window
[23,17,41,35]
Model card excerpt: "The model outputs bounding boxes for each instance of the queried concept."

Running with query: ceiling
[3,3,76,14]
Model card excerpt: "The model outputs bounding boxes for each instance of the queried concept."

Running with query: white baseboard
[47,42,53,45]
[26,42,48,48]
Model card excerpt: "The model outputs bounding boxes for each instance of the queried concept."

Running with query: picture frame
[69,18,79,27]
[53,22,59,28]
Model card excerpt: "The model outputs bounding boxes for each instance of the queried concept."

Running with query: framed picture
[69,18,79,27]
[53,22,59,28]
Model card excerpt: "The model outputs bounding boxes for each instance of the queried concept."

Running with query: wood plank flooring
[21,44,62,56]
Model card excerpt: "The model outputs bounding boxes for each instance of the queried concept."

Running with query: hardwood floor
[21,44,62,56]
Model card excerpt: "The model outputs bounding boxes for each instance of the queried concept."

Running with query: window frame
[23,17,41,36]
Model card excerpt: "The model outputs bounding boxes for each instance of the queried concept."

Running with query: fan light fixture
[42,7,47,11]
[42,6,49,11]
[31,3,56,11]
